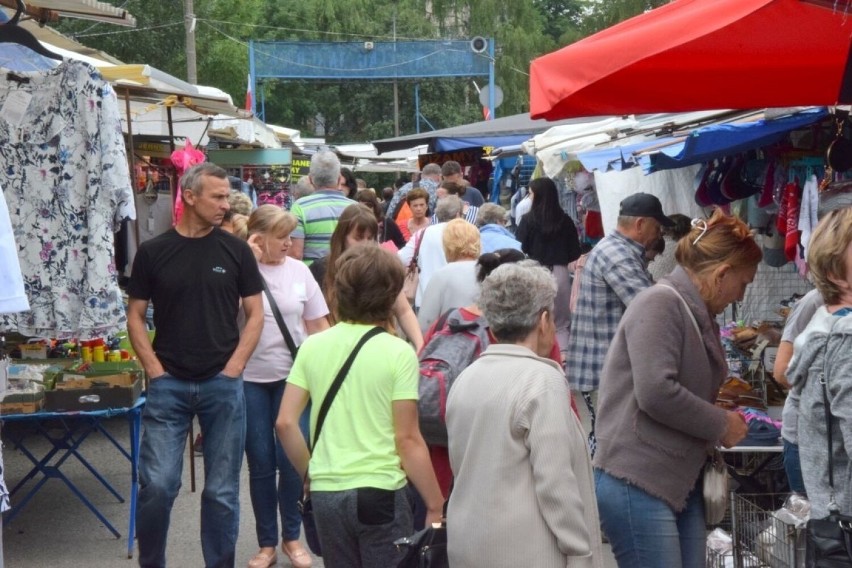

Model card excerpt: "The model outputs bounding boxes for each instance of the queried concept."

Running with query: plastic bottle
[93,345,105,363]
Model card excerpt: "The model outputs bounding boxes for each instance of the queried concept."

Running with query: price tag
[1,91,32,127]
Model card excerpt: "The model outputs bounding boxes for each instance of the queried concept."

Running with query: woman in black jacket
[516,177,581,361]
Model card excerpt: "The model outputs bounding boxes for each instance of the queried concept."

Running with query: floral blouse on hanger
[0,60,135,338]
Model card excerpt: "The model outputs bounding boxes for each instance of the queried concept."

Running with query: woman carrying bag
[241,205,330,568]
[276,244,444,568]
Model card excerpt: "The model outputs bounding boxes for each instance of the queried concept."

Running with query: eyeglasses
[691,218,709,246]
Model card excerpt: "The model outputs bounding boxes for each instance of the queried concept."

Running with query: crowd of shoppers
[132,154,836,568]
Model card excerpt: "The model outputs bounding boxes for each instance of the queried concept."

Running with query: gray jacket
[594,267,729,511]
[788,308,852,517]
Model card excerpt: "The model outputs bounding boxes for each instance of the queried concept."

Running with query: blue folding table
[1,396,145,559]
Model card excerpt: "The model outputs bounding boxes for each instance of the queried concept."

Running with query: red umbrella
[530,0,852,120]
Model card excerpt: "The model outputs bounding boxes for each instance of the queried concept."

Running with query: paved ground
[1,405,617,567]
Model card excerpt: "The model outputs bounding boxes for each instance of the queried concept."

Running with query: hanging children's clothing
[0,60,135,338]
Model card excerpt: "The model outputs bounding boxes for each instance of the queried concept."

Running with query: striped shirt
[566,231,652,392]
[430,205,479,225]
[290,190,355,265]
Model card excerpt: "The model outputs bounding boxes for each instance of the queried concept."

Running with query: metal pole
[184,0,197,84]
[415,83,420,134]
[392,2,399,136]
[249,40,257,117]
[261,82,266,122]
[123,89,139,251]
[488,38,496,121]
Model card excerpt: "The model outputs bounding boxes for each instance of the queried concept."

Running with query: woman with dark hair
[310,204,423,351]
[649,213,692,281]
[516,177,581,360]
[355,189,406,250]
[339,167,358,199]
[276,245,444,568]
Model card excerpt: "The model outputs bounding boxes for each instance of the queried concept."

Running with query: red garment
[584,210,604,239]
[781,182,802,261]
[169,140,206,226]
[422,307,579,493]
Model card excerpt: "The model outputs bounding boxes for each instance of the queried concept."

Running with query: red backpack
[418,309,491,446]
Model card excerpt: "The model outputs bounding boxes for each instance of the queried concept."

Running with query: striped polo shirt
[290,189,356,265]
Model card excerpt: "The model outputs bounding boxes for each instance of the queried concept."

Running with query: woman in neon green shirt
[277,244,444,568]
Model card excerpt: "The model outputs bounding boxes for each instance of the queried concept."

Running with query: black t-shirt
[127,228,264,380]
[517,213,581,267]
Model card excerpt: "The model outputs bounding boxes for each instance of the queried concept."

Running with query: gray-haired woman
[445,262,603,568]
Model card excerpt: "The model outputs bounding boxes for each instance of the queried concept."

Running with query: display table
[1,396,145,558]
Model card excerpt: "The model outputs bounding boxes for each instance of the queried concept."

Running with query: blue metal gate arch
[248,39,496,122]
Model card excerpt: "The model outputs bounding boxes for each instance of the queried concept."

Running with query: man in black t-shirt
[127,162,264,568]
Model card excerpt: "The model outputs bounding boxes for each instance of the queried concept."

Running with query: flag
[245,73,252,112]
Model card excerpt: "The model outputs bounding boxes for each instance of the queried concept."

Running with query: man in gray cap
[566,192,674,456]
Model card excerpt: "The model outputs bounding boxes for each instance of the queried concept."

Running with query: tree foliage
[55,0,667,143]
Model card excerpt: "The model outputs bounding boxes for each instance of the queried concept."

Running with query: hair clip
[691,218,709,246]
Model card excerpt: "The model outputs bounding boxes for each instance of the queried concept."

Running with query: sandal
[282,541,312,568]
[247,549,277,568]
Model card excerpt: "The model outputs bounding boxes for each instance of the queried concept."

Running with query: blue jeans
[783,439,807,495]
[243,380,305,546]
[595,469,705,568]
[137,373,246,568]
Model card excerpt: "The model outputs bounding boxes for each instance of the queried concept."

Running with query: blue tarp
[577,107,829,174]
[434,135,534,152]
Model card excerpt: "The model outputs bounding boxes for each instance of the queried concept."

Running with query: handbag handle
[261,279,299,359]
[408,229,424,272]
[311,327,385,452]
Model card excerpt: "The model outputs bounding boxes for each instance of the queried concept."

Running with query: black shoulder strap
[820,320,842,511]
[261,279,299,358]
[311,326,385,452]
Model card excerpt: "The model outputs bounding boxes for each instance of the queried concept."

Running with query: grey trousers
[312,487,412,568]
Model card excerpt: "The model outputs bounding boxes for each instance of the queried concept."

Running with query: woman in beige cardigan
[446,261,603,568]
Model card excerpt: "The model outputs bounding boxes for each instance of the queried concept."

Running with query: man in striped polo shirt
[288,150,355,265]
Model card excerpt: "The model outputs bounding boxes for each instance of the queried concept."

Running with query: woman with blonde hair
[309,204,424,351]
[417,218,482,332]
[594,208,757,567]
[788,207,852,520]
[241,205,330,568]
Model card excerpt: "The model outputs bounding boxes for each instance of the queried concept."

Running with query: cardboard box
[0,400,44,414]
[56,372,136,390]
[44,378,142,412]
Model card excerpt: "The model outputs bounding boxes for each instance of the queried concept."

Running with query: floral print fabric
[0,60,135,339]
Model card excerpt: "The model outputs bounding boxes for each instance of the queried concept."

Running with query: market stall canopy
[526,110,746,177]
[334,143,423,173]
[0,6,123,63]
[207,116,283,149]
[99,64,250,117]
[530,0,852,120]
[576,107,829,173]
[372,113,594,154]
[0,0,136,26]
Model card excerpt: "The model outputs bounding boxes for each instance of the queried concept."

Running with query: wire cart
[731,493,806,568]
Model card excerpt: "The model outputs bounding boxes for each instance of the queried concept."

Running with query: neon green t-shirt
[287,322,419,492]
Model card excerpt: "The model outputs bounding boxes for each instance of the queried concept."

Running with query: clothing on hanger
[0,60,135,338]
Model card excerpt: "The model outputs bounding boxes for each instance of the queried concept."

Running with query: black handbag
[394,522,448,568]
[298,326,385,557]
[806,325,852,567]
